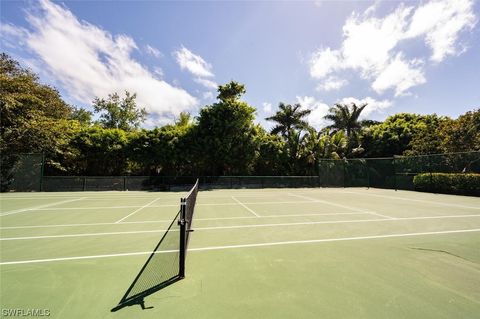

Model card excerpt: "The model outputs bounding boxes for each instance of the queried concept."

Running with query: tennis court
[1,187,480,318]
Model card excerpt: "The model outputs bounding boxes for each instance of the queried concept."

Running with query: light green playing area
[1,188,480,318]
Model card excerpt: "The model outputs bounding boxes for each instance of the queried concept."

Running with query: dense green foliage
[1,54,478,177]
[93,91,147,131]
[413,173,480,196]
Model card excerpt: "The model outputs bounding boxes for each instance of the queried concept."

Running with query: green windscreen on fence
[319,151,480,195]
[2,151,478,194]
[0,154,44,192]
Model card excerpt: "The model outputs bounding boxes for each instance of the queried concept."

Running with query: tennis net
[179,178,199,277]
[111,179,199,311]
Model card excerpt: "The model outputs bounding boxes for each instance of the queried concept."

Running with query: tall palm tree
[266,103,311,140]
[324,102,367,138]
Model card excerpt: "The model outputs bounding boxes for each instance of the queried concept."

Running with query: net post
[179,198,186,279]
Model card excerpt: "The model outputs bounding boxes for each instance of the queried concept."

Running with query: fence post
[366,160,370,189]
[392,156,397,191]
[428,154,433,192]
[83,177,87,191]
[39,152,45,192]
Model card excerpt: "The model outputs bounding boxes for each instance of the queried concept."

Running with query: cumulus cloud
[145,44,162,58]
[338,97,393,117]
[1,0,197,124]
[174,46,214,78]
[407,0,476,62]
[194,77,218,90]
[173,46,219,90]
[308,0,476,96]
[372,54,425,96]
[296,96,330,129]
[262,102,273,114]
[316,77,348,91]
[295,96,393,129]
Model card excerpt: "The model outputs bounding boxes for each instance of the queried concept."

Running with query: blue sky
[1,0,479,129]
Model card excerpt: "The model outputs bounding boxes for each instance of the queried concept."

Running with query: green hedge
[413,173,480,196]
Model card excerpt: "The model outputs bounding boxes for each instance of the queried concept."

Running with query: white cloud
[153,67,164,79]
[308,0,476,96]
[202,91,214,100]
[173,46,214,78]
[309,48,342,79]
[406,0,477,62]
[2,0,197,124]
[296,96,330,129]
[262,102,273,114]
[294,96,393,129]
[372,54,425,96]
[338,97,393,117]
[194,77,218,89]
[316,76,348,91]
[145,44,162,58]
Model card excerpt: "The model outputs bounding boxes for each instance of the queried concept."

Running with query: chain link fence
[2,152,478,195]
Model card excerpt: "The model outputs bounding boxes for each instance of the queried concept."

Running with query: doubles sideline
[1,228,479,265]
[1,214,480,241]
[0,212,369,230]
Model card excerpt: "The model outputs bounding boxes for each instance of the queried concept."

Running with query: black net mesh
[1,154,43,192]
[183,179,199,249]
[113,211,181,310]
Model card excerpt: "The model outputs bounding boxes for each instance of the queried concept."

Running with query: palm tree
[324,102,367,138]
[266,103,311,140]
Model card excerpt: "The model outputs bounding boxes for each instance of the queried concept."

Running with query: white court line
[30,200,314,211]
[231,196,260,217]
[2,214,480,241]
[367,211,396,220]
[115,198,162,223]
[288,193,394,219]
[291,193,395,220]
[0,198,87,217]
[344,191,480,210]
[2,228,479,265]
[0,212,369,230]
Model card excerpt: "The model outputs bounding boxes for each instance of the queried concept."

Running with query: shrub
[413,173,480,196]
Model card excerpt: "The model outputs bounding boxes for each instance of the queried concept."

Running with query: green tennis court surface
[1,188,480,318]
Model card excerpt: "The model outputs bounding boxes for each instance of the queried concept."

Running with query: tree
[324,102,367,138]
[92,91,147,131]
[361,113,446,157]
[194,81,258,175]
[67,126,130,176]
[297,128,348,175]
[440,109,480,152]
[70,107,93,125]
[0,53,76,156]
[266,103,311,139]
[253,127,287,175]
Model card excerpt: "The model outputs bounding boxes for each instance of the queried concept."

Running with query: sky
[1,0,479,129]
